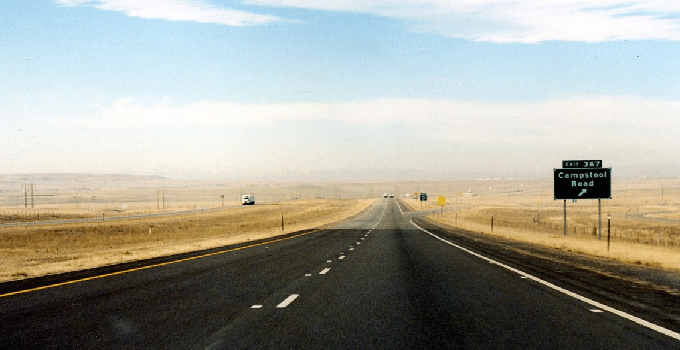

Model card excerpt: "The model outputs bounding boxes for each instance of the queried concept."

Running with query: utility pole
[31,183,34,208]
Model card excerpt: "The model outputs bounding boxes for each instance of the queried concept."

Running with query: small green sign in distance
[420,193,428,201]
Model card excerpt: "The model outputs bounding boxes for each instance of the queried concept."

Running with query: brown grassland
[3,175,680,282]
[0,195,375,282]
[402,177,680,272]
[1,174,389,282]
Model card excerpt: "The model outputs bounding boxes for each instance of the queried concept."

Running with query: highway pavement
[1,198,679,349]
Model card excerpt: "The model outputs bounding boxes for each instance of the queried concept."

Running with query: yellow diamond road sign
[438,196,446,206]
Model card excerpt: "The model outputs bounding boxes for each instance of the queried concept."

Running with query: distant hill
[0,174,171,191]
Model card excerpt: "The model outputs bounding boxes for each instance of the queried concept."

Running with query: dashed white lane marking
[277,294,299,308]
[319,268,331,275]
[327,260,332,263]
[591,309,604,313]
[339,256,345,260]
[305,274,312,277]
[409,219,680,342]
[251,305,263,309]
[349,247,355,251]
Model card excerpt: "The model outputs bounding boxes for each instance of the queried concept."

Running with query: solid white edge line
[409,219,680,342]
[276,294,299,308]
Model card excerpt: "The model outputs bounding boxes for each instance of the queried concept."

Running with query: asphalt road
[1,198,679,349]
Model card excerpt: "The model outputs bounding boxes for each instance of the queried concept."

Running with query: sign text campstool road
[554,168,611,200]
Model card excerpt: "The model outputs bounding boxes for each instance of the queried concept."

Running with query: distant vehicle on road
[241,194,255,205]
[383,193,388,198]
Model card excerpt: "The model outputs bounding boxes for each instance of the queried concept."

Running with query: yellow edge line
[0,230,318,298]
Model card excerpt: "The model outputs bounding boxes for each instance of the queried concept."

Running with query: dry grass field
[0,198,375,282]
[0,174,379,282]
[402,177,680,272]
[0,174,379,223]
[3,174,680,281]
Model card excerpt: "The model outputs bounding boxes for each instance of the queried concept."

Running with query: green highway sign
[420,193,428,201]
[562,160,602,168]
[554,168,611,200]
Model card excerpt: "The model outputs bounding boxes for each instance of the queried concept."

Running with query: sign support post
[607,215,611,251]
[554,160,611,240]
[437,196,446,217]
[598,199,602,240]
[563,200,567,236]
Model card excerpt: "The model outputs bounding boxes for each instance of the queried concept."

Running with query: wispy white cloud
[80,96,680,151]
[55,0,680,41]
[55,0,284,26]
[245,0,680,42]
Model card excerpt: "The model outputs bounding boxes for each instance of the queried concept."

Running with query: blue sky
[3,1,680,180]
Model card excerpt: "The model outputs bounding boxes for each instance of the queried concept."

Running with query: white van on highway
[241,194,255,205]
